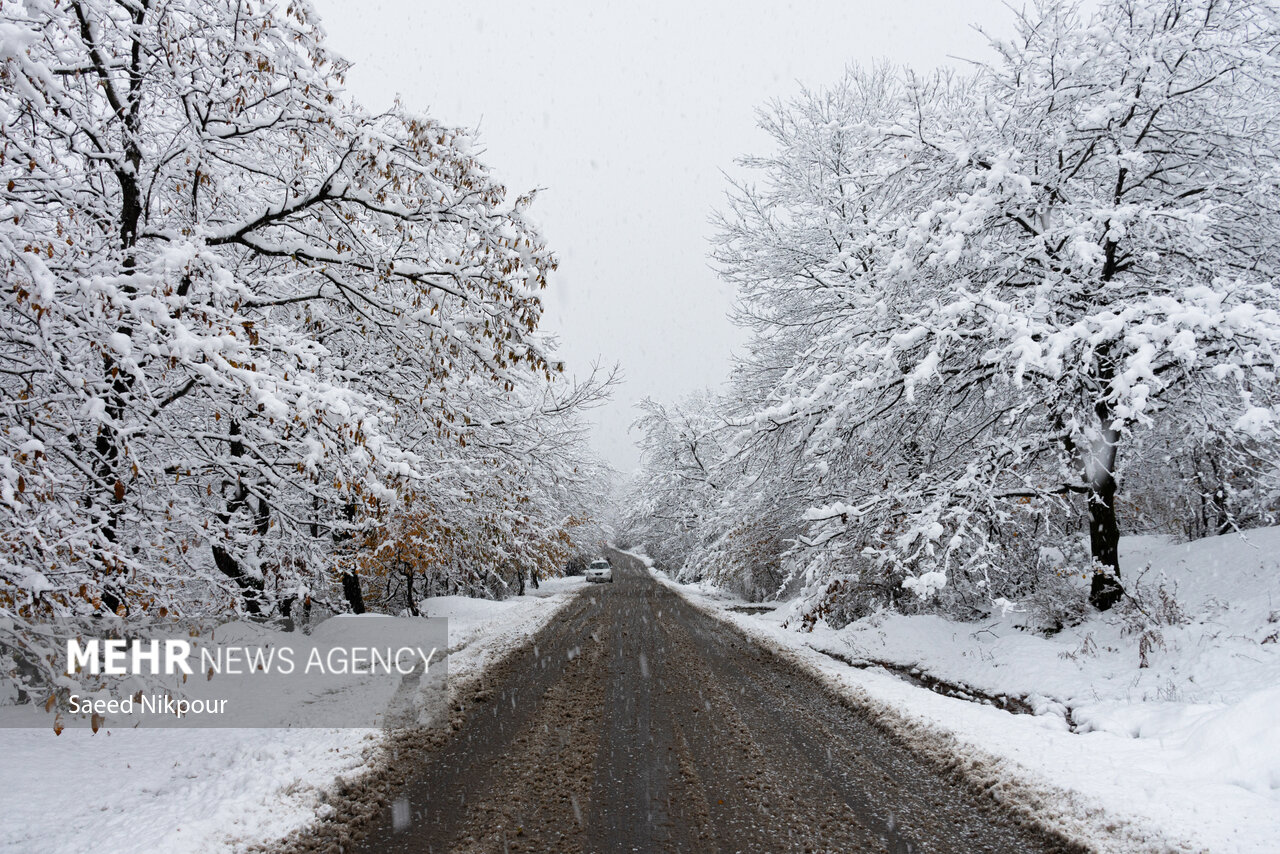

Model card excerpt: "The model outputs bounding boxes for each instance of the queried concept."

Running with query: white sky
[309,0,1015,472]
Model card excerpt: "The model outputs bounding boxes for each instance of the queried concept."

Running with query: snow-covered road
[315,551,1076,853]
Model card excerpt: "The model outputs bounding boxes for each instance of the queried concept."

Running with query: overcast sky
[310,0,1016,473]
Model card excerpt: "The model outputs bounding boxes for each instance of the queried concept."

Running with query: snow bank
[612,544,655,569]
[0,727,379,854]
[656,526,1280,853]
[1175,685,1280,795]
[421,575,583,686]
[0,579,581,854]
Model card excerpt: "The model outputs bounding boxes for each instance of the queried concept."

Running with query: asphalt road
[349,551,1078,853]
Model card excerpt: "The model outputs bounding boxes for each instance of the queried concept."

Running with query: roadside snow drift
[0,578,581,854]
[649,528,1280,853]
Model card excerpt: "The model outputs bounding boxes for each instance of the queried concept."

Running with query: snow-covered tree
[627,0,1280,621]
[883,0,1280,607]
[0,0,604,700]
[361,360,617,607]
[621,395,728,574]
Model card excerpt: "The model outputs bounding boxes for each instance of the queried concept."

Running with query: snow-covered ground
[0,577,583,854]
[634,528,1280,853]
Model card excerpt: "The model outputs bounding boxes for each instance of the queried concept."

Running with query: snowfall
[0,578,582,854]
[3,531,1278,853]
[636,527,1280,854]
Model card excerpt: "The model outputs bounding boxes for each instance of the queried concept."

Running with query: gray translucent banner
[3,615,449,729]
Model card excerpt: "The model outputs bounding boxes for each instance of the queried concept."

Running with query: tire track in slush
[348,553,1082,853]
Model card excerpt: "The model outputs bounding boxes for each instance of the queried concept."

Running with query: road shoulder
[0,580,585,854]
[635,558,1211,854]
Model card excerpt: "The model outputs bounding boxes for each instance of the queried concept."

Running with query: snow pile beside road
[0,579,582,854]
[0,726,380,854]
[420,575,584,686]
[657,526,1280,853]
[1172,684,1280,795]
[613,544,655,569]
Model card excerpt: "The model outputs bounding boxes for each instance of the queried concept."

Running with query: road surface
[344,551,1078,853]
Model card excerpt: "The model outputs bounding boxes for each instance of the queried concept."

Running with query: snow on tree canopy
[0,0,611,703]
[622,0,1280,625]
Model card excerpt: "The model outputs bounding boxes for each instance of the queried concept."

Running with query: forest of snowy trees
[0,0,608,696]
[623,0,1280,625]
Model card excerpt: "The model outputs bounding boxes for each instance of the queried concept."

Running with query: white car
[585,558,613,583]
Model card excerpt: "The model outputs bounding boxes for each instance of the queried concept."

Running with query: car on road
[585,558,613,583]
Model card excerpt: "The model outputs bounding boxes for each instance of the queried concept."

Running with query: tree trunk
[212,420,269,616]
[1086,405,1124,611]
[212,544,264,615]
[403,565,418,616]
[342,572,365,614]
[76,0,149,611]
[1087,480,1124,610]
[279,595,297,632]
[333,498,365,613]
[1083,184,1131,612]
